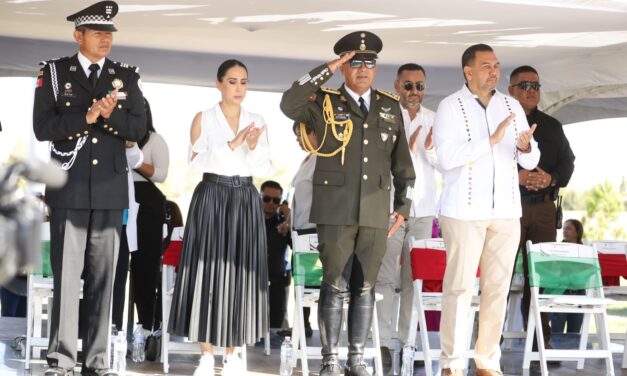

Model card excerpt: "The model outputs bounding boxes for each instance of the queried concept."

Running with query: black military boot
[319,283,345,376]
[345,289,375,376]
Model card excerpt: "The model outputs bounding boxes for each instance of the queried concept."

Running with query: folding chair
[522,241,615,376]
[290,230,383,376]
[503,251,526,350]
[405,238,479,376]
[160,227,264,373]
[592,240,627,368]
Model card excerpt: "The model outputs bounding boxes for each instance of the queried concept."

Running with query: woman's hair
[217,59,248,82]
[565,218,584,244]
[138,97,156,149]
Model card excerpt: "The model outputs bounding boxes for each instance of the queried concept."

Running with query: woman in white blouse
[168,59,272,376]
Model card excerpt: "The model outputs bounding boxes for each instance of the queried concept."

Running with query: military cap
[333,31,383,58]
[67,1,118,32]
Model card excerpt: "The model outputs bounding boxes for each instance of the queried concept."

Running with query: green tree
[562,188,585,211]
[581,180,627,241]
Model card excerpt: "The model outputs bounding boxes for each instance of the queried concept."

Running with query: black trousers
[269,280,288,328]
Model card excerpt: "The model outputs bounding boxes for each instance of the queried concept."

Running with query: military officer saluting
[33,2,146,375]
[281,31,415,376]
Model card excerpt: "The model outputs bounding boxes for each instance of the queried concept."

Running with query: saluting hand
[388,211,405,238]
[327,51,355,73]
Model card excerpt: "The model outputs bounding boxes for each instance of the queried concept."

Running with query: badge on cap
[112,78,123,90]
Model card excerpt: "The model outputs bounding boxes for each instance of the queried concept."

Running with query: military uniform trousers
[317,224,388,294]
[519,199,557,347]
[375,215,433,347]
[439,216,520,371]
[47,208,122,370]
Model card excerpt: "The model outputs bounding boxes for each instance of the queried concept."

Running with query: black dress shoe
[44,366,72,376]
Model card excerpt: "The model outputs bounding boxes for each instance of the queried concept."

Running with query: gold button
[363,157,368,163]
[117,104,122,109]
[92,138,98,144]
[114,131,118,135]
[388,127,392,131]
[75,133,80,137]
[92,98,97,103]
[65,102,70,107]
[363,139,369,145]
[68,136,73,140]
[324,180,328,185]
[84,130,88,135]
[363,123,368,129]
[109,128,114,132]
[363,174,368,180]
[103,124,108,129]
[92,159,98,166]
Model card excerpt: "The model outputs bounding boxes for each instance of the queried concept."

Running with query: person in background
[168,59,272,376]
[130,98,170,337]
[550,218,585,335]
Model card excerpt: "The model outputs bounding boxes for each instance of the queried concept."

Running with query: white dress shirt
[189,104,273,177]
[133,132,170,183]
[291,155,317,230]
[434,85,540,220]
[344,85,371,111]
[390,105,439,218]
[77,51,104,78]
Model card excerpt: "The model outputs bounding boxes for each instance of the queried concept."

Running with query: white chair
[592,240,627,368]
[405,238,479,376]
[502,251,527,350]
[160,227,266,373]
[290,230,383,376]
[522,241,615,376]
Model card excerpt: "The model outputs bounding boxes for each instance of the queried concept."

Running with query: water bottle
[132,326,146,363]
[113,331,127,375]
[279,336,293,376]
[401,345,414,376]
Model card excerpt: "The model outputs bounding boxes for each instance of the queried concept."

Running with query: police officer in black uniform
[281,32,415,376]
[33,2,146,375]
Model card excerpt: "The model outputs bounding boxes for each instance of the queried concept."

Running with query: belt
[202,173,252,187]
[521,194,552,204]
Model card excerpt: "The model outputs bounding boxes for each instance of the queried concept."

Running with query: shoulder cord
[299,94,353,165]
[48,62,87,171]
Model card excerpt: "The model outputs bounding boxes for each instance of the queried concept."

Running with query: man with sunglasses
[281,31,415,376]
[375,63,439,371]
[433,44,539,376]
[260,180,292,341]
[508,65,575,355]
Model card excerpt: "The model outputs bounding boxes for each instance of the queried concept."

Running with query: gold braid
[299,94,353,165]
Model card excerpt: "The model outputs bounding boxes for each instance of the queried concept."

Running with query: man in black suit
[32,2,146,375]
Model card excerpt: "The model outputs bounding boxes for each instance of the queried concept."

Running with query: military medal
[112,78,123,90]
[381,133,389,142]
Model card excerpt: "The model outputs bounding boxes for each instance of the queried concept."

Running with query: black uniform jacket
[33,54,146,210]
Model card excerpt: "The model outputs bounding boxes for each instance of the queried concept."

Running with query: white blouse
[434,85,540,220]
[291,155,317,230]
[133,132,170,183]
[189,104,273,178]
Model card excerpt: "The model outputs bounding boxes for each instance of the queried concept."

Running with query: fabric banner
[293,252,323,287]
[528,252,603,290]
[162,240,182,268]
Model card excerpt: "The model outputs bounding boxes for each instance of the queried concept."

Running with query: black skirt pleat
[168,174,268,347]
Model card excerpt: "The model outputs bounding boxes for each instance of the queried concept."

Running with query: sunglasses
[262,195,281,204]
[349,59,377,69]
[514,81,541,91]
[402,82,426,91]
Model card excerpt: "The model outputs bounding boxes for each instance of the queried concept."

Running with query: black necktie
[88,63,99,90]
[358,96,368,118]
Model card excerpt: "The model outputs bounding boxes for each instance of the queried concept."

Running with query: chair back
[410,238,447,281]
[35,222,52,277]
[162,226,184,267]
[291,231,322,287]
[526,241,603,291]
[592,240,627,256]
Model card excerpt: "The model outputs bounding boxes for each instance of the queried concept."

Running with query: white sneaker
[193,352,215,376]
[222,353,245,375]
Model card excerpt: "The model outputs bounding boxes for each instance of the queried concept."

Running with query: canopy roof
[1,0,626,124]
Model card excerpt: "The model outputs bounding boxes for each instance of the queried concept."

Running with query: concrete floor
[2,316,626,376]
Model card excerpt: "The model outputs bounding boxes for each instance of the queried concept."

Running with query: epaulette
[376,88,400,101]
[39,56,70,67]
[321,86,341,95]
[112,60,140,73]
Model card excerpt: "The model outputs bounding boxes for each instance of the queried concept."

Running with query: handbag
[144,329,161,361]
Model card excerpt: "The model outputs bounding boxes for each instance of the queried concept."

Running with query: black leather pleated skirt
[168,173,268,347]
